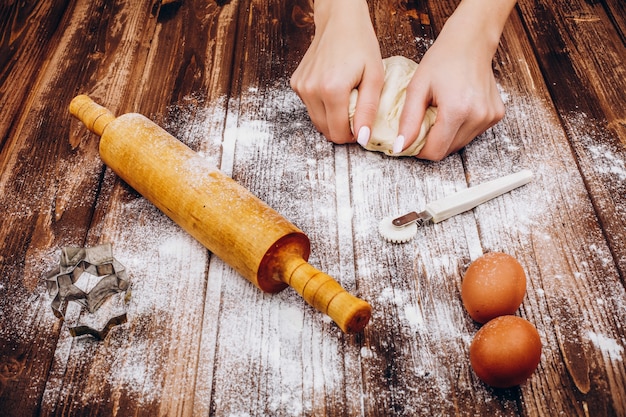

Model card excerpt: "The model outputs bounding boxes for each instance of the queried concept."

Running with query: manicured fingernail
[393,135,405,154]
[357,126,370,147]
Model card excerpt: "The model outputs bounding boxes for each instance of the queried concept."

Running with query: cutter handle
[426,169,533,223]
[281,256,372,333]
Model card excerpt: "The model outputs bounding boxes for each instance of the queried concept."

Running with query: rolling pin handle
[69,95,116,136]
[283,258,372,333]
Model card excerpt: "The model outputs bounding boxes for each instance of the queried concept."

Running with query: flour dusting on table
[37,83,626,414]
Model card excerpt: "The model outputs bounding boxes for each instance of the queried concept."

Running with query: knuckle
[494,101,505,121]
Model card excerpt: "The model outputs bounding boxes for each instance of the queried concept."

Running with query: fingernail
[356,126,370,147]
[393,135,405,154]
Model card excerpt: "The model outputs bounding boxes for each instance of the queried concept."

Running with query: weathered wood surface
[1,0,625,416]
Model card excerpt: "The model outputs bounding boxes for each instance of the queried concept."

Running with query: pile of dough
[348,55,437,156]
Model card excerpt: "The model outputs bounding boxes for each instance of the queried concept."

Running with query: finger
[435,96,505,157]
[301,96,331,140]
[323,87,355,144]
[395,81,431,154]
[415,110,462,161]
[290,69,332,139]
[352,65,384,147]
[445,112,500,155]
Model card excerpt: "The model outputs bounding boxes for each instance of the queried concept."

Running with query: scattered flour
[587,331,625,361]
[588,143,626,181]
[34,73,626,415]
[41,88,343,415]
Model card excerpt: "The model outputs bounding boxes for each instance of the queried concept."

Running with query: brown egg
[461,252,526,323]
[469,315,542,388]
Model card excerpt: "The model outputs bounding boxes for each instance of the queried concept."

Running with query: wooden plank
[0,1,162,415]
[37,1,241,415]
[427,3,625,413]
[507,2,626,413]
[197,0,370,415]
[351,2,530,414]
[465,7,626,414]
[516,0,626,280]
[351,0,626,415]
[348,3,509,414]
[0,0,624,415]
[0,0,70,152]
[512,1,626,404]
[603,0,626,45]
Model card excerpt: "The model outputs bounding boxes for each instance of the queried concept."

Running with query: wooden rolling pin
[69,95,371,333]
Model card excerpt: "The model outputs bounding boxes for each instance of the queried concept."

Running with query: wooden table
[1,1,625,415]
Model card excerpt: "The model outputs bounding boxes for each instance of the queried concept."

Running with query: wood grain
[0,0,625,415]
[517,0,626,281]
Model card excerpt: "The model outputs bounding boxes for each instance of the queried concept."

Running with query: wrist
[314,0,370,27]
[443,0,517,56]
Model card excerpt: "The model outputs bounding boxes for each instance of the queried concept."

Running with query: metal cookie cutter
[45,243,130,339]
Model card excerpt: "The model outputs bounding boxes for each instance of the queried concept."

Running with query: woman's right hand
[290,0,384,145]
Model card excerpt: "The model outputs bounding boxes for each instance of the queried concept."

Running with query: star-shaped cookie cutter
[45,243,130,339]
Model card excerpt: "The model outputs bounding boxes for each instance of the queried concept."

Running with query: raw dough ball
[348,55,437,156]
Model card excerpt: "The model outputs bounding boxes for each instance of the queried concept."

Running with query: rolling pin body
[69,95,371,333]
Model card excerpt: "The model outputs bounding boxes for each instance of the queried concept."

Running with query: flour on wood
[348,56,437,156]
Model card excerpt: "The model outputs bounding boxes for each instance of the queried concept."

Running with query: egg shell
[469,315,542,388]
[461,252,527,323]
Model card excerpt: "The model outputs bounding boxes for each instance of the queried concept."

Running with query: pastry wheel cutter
[379,169,533,243]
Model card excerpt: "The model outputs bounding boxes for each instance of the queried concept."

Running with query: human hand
[396,0,515,161]
[290,0,384,144]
